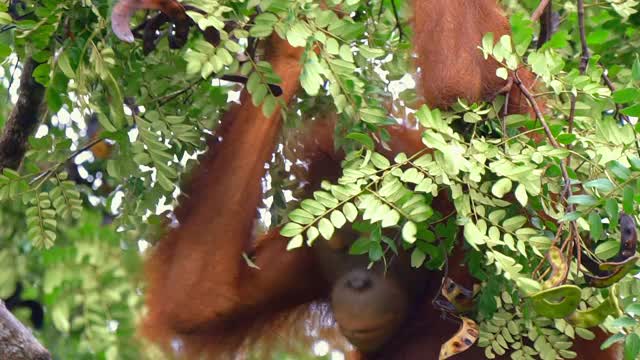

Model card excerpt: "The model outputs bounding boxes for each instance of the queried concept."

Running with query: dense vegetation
[1,0,640,359]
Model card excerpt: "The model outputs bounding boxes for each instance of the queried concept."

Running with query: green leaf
[481,32,495,59]
[588,212,603,241]
[621,104,640,117]
[463,111,482,123]
[502,216,527,232]
[301,199,325,215]
[583,179,614,192]
[57,51,75,78]
[633,56,640,82]
[326,38,339,54]
[605,198,619,228]
[306,227,320,245]
[612,88,640,103]
[496,67,508,80]
[379,177,402,198]
[514,184,528,206]
[625,303,640,316]
[301,54,324,95]
[381,210,400,228]
[402,221,417,244]
[575,327,596,340]
[411,248,426,268]
[0,43,9,63]
[97,112,117,132]
[318,218,335,240]
[587,29,609,45]
[369,241,384,261]
[280,222,303,237]
[330,210,346,229]
[370,152,390,169]
[360,107,388,124]
[262,95,277,117]
[288,209,314,224]
[492,178,513,198]
[463,221,485,250]
[287,235,304,250]
[339,44,354,62]
[625,333,640,360]
[346,132,374,150]
[287,22,311,47]
[3,169,19,179]
[32,63,51,86]
[608,161,631,181]
[359,45,385,59]
[343,203,358,222]
[567,195,598,206]
[611,316,636,328]
[400,168,424,184]
[629,156,640,171]
[251,85,268,106]
[557,133,576,145]
[516,277,542,296]
[595,240,620,260]
[349,237,371,255]
[601,333,626,350]
[250,13,278,37]
[314,191,338,208]
[51,303,70,333]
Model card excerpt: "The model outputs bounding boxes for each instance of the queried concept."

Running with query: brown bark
[0,57,45,172]
[0,300,51,360]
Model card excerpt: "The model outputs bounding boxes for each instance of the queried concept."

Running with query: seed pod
[531,285,581,319]
[543,246,568,289]
[567,285,622,328]
[439,317,479,360]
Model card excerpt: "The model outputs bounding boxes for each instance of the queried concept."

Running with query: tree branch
[577,0,590,74]
[0,57,45,172]
[0,300,51,360]
[536,0,556,49]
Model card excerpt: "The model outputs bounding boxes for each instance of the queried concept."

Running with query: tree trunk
[0,56,45,172]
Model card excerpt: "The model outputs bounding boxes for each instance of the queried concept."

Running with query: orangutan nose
[345,271,373,292]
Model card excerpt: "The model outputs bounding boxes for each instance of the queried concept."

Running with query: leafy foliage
[0,0,640,359]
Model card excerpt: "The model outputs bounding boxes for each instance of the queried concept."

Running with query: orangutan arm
[143,34,312,334]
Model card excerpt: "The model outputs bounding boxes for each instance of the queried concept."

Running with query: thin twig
[568,94,576,134]
[513,73,558,147]
[513,71,573,202]
[29,137,105,186]
[501,90,510,150]
[155,78,205,106]
[577,0,590,74]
